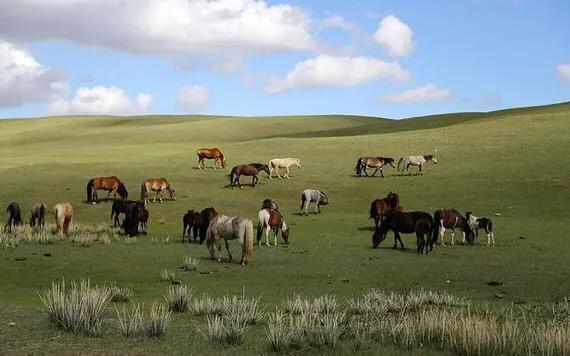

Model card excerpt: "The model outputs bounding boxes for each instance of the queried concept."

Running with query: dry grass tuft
[165,285,192,312]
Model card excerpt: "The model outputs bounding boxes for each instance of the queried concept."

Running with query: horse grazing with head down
[257,208,289,246]
[87,176,128,203]
[355,156,396,177]
[373,211,434,254]
[433,209,475,246]
[269,158,301,179]
[199,207,218,244]
[300,189,329,216]
[4,202,22,233]
[141,178,175,204]
[205,214,254,266]
[30,203,47,229]
[54,202,73,238]
[182,210,202,243]
[369,192,401,227]
[466,212,495,245]
[398,155,438,175]
[197,148,226,169]
[230,163,270,188]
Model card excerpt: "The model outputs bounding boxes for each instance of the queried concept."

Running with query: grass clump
[109,284,134,303]
[116,303,145,337]
[147,302,171,337]
[116,302,172,338]
[160,269,175,282]
[165,285,192,312]
[283,294,337,315]
[182,255,199,271]
[202,315,249,345]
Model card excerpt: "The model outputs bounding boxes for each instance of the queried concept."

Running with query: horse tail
[229,167,237,185]
[243,219,254,264]
[355,158,362,175]
[369,200,376,219]
[86,179,94,202]
[256,210,264,242]
[219,153,226,168]
[140,182,147,201]
[432,210,441,244]
[397,157,404,171]
[300,192,306,211]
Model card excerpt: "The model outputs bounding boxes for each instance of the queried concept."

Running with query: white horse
[269,158,301,179]
[257,209,289,246]
[300,189,329,216]
[398,155,438,175]
[205,214,254,266]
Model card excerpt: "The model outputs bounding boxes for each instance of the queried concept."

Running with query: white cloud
[374,15,415,57]
[379,84,451,104]
[0,39,67,107]
[265,54,410,93]
[0,0,316,60]
[319,15,358,34]
[176,85,210,112]
[557,64,570,84]
[50,86,152,115]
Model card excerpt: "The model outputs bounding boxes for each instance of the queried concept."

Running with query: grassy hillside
[0,103,569,353]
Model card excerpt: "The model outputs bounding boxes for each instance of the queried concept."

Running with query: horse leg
[315,202,320,215]
[273,228,278,246]
[265,227,271,247]
[418,164,423,176]
[159,191,164,204]
[285,167,290,178]
[371,168,379,177]
[398,233,405,250]
[461,231,466,245]
[451,229,455,246]
[380,167,384,178]
[302,200,309,216]
[225,239,233,261]
[440,226,446,246]
[276,168,282,179]
[363,166,368,176]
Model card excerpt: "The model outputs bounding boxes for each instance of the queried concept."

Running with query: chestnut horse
[369,192,401,227]
[373,211,434,254]
[229,163,270,188]
[355,156,396,177]
[197,148,226,169]
[141,178,175,204]
[87,176,128,203]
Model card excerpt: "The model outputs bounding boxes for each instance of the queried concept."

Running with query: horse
[197,147,226,169]
[372,211,434,254]
[4,202,22,233]
[257,209,289,246]
[199,207,218,244]
[182,210,202,243]
[141,178,175,204]
[466,212,495,245]
[261,198,280,211]
[54,203,73,238]
[355,157,396,177]
[268,158,301,179]
[205,214,254,266]
[300,189,329,216]
[110,200,145,229]
[87,176,128,203]
[397,155,438,175]
[122,201,147,237]
[229,163,270,188]
[30,203,47,229]
[433,209,475,246]
[369,192,401,227]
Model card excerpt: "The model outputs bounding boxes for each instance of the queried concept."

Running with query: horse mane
[320,191,328,201]
[424,155,434,160]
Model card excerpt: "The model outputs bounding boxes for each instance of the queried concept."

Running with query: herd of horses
[3,146,495,265]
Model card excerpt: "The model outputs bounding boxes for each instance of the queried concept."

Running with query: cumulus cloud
[319,15,358,34]
[265,55,410,93]
[50,86,152,115]
[0,0,316,60]
[176,85,210,112]
[379,84,451,104]
[558,64,570,84]
[0,39,67,107]
[374,15,415,57]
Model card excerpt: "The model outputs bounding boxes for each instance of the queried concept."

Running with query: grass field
[0,103,569,354]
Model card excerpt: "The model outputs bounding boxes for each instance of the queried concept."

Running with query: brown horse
[261,198,280,211]
[54,202,73,238]
[369,192,401,227]
[257,208,289,246]
[87,176,128,203]
[182,210,202,243]
[373,211,434,254]
[199,207,218,244]
[355,156,396,177]
[229,163,270,188]
[197,147,226,169]
[433,209,475,246]
[111,200,148,234]
[141,178,175,204]
[30,203,47,229]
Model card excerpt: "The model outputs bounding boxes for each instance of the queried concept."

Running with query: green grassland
[0,103,569,354]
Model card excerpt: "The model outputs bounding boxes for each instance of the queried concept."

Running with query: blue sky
[0,0,568,119]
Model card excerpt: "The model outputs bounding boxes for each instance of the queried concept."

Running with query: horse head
[261,164,271,176]
[372,224,388,248]
[282,228,290,244]
[431,155,438,164]
[319,192,329,205]
[295,159,302,168]
[386,158,396,168]
[117,183,129,200]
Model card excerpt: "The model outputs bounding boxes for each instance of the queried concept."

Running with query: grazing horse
[257,209,290,246]
[4,202,22,233]
[182,210,202,243]
[268,158,301,179]
[355,157,396,177]
[197,147,226,169]
[261,198,280,211]
[369,192,401,227]
[397,155,438,175]
[112,200,147,235]
[372,211,434,254]
[30,203,47,229]
[433,209,475,246]
[141,178,175,204]
[205,214,254,266]
[87,176,128,203]
[300,189,329,215]
[466,212,495,245]
[199,207,218,244]
[54,203,73,238]
[229,163,270,188]
[122,201,147,237]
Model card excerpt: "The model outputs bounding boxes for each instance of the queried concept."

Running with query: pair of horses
[182,207,218,244]
[197,148,226,169]
[110,200,148,236]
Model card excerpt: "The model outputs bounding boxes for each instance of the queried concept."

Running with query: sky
[0,0,569,119]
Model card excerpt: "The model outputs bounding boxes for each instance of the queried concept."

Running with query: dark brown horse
[197,147,226,169]
[372,211,434,254]
[87,176,128,203]
[122,201,148,237]
[369,192,401,226]
[466,212,495,245]
[229,163,270,188]
[111,200,147,235]
[182,210,203,243]
[30,203,47,229]
[199,207,218,244]
[355,156,396,177]
[433,209,475,246]
[4,202,22,233]
[261,198,280,211]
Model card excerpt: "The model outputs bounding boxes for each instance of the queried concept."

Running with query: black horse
[4,202,22,233]
[199,207,218,244]
[114,200,147,236]
[182,210,202,243]
[433,209,475,246]
[372,211,435,254]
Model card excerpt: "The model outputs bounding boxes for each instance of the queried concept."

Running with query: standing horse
[182,210,202,243]
[433,209,475,246]
[122,201,147,237]
[261,198,280,211]
[30,203,47,229]
[229,163,270,188]
[199,207,218,244]
[141,178,175,204]
[54,203,73,238]
[369,192,401,226]
[257,209,290,246]
[397,155,438,175]
[466,212,495,245]
[300,189,329,215]
[268,158,301,179]
[87,176,128,203]
[111,200,147,234]
[355,157,396,177]
[372,211,434,254]
[205,214,254,266]
[4,202,22,233]
[197,148,226,169]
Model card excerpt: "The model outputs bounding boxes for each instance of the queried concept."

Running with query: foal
[466,212,495,245]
